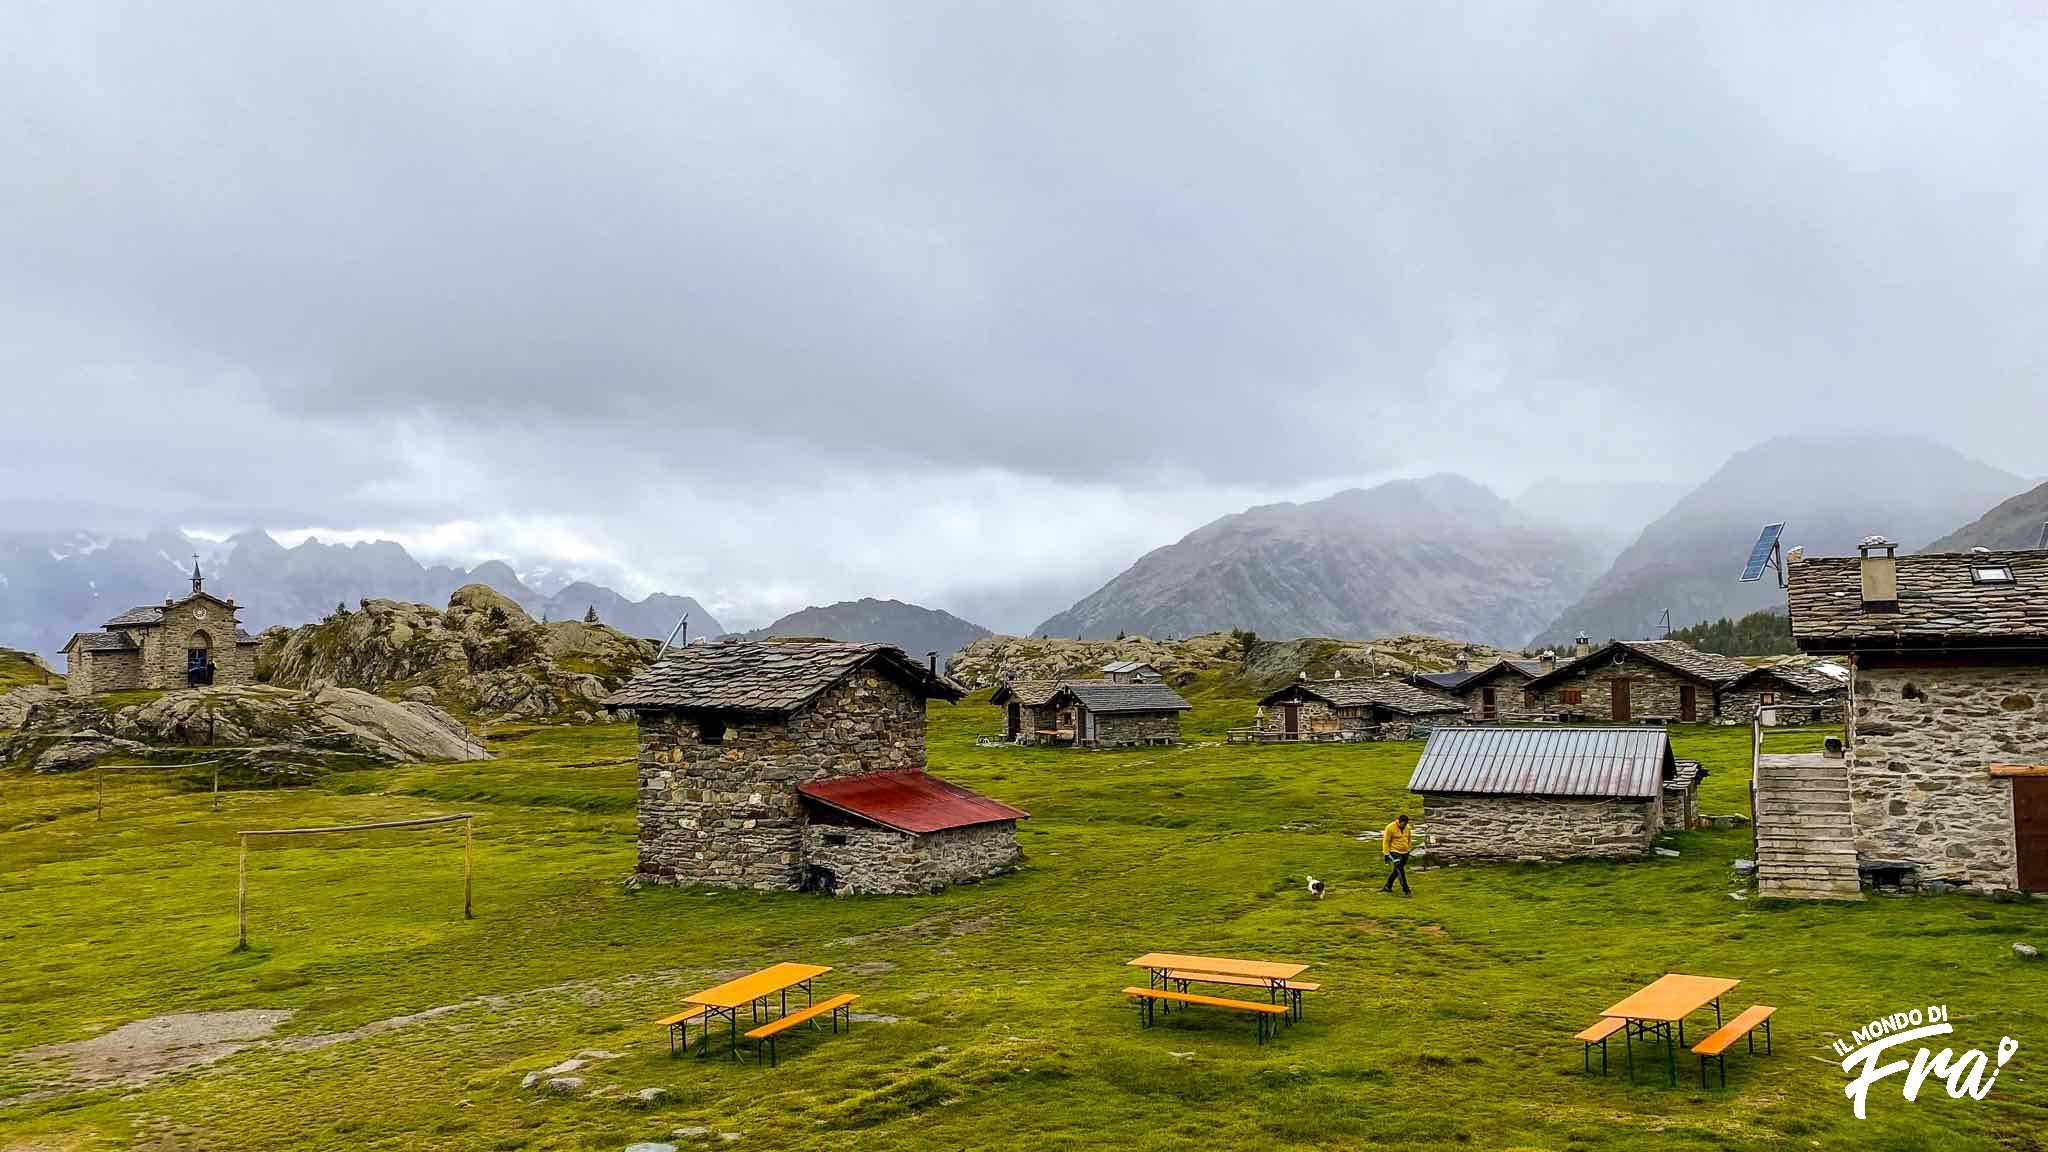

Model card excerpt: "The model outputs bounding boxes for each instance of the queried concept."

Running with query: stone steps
[1752,754,1862,901]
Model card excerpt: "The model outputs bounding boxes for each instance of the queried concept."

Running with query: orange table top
[1128,953,1308,982]
[1601,973,1740,1022]
[685,963,832,1009]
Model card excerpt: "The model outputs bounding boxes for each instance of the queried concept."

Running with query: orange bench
[1163,970,1322,1020]
[743,993,859,1067]
[1575,1017,1626,1075]
[1123,986,1291,1044]
[1692,1005,1775,1087]
[657,1007,707,1056]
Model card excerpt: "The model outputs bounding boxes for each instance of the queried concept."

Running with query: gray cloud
[4,3,2046,626]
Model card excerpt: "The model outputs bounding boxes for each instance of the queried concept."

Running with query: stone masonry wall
[1012,701,1073,745]
[1419,793,1661,860]
[67,649,143,696]
[801,821,1021,895]
[143,598,254,689]
[1259,697,1337,737]
[1846,660,2048,892]
[1720,686,1844,727]
[1536,652,1713,723]
[1091,710,1181,746]
[1462,669,1547,723]
[635,668,930,890]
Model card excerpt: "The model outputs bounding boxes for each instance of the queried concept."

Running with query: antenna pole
[658,612,690,659]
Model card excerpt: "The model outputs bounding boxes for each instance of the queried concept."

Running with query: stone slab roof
[1100,660,1156,675]
[1727,662,1845,696]
[64,630,140,653]
[1789,549,2048,650]
[103,605,166,627]
[602,639,964,713]
[1263,678,1464,715]
[1526,639,1747,690]
[1408,726,1676,800]
[234,628,260,645]
[1056,680,1192,714]
[1410,670,1476,691]
[990,679,1063,707]
[797,769,1028,834]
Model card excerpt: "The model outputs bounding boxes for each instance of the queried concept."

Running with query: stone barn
[1257,677,1464,741]
[1523,639,1747,724]
[1441,657,1557,723]
[60,561,258,695]
[990,678,1062,744]
[1771,539,2048,896]
[1720,663,1847,727]
[605,639,1027,894]
[991,678,1190,746]
[1100,660,1162,684]
[1407,726,1677,860]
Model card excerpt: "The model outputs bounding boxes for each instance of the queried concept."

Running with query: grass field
[3,686,2045,1151]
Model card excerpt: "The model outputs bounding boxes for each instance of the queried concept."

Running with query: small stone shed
[1523,639,1747,724]
[1440,658,1557,723]
[1101,660,1162,684]
[991,678,1062,744]
[991,678,1190,747]
[1720,662,1847,727]
[605,638,1027,894]
[1784,539,2048,894]
[1257,677,1464,741]
[1407,726,1679,860]
[60,562,258,695]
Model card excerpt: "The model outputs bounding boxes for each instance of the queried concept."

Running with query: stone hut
[1439,657,1558,723]
[1407,726,1677,860]
[605,639,1027,894]
[1720,663,1847,727]
[59,561,258,695]
[1101,660,1162,684]
[1257,677,1464,741]
[1522,639,1748,724]
[1776,539,2048,895]
[991,678,1062,743]
[991,677,1189,746]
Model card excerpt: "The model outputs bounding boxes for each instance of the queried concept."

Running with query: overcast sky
[5,3,2046,630]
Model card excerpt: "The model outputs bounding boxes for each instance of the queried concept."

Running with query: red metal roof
[797,770,1029,834]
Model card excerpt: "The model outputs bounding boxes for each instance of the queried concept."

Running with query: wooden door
[2016,779,2048,894]
[1481,687,1497,720]
[1283,704,1299,737]
[1006,703,1020,740]
[1611,678,1632,722]
[1679,684,1697,723]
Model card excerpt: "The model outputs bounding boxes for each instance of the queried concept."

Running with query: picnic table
[683,962,832,1058]
[1601,973,1739,1086]
[1128,953,1310,1017]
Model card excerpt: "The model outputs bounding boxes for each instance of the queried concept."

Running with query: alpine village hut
[1764,537,2048,896]
[604,639,1028,895]
[1521,639,1752,724]
[1410,651,1561,723]
[60,561,259,695]
[1407,727,1697,860]
[989,677,1191,747]
[1254,675,1465,741]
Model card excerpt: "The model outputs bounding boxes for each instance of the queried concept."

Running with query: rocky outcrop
[255,585,658,723]
[2,685,489,771]
[0,684,64,729]
[948,631,1516,692]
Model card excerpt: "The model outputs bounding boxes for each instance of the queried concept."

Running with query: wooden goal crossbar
[235,813,476,950]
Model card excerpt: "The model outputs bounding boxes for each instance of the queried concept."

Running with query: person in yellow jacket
[1381,814,1413,895]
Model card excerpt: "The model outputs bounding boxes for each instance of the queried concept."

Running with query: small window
[1760,691,1776,706]
[823,832,848,847]
[1523,690,1539,708]
[1971,565,2015,585]
[698,717,727,744]
[1560,688,1583,706]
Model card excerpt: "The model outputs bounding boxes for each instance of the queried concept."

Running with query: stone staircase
[1753,753,1864,900]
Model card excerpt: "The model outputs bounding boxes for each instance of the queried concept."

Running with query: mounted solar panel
[1740,523,1785,584]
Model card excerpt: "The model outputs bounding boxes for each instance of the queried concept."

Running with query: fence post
[236,835,249,951]
[463,818,474,920]
[96,765,104,821]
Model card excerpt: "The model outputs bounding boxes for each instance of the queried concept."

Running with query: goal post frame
[234,813,475,951]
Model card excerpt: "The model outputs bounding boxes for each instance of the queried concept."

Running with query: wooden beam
[1988,764,2048,778]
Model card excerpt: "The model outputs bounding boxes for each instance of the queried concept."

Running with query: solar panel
[1740,523,1784,583]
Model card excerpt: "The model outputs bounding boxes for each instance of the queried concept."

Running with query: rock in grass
[1653,848,1680,858]
[543,1076,584,1095]
[1732,859,1756,874]
[672,1128,711,1140]
[628,1087,671,1107]
[2016,943,2041,960]
[625,1144,678,1152]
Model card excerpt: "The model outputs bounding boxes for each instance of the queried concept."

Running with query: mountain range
[738,598,992,663]
[1531,435,2023,645]
[1034,474,1608,647]
[1923,480,2048,552]
[0,529,720,662]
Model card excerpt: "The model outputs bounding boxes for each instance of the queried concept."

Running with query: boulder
[0,684,63,729]
[627,1087,671,1107]
[543,1076,584,1096]
[402,686,438,704]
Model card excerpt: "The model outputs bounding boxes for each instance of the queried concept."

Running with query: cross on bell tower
[191,554,204,596]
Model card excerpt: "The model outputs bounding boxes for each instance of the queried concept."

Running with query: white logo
[1834,1004,2018,1119]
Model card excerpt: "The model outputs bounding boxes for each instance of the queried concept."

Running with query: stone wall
[1089,709,1181,746]
[1011,701,1073,745]
[1419,793,1661,860]
[800,820,1020,895]
[635,668,931,890]
[1661,780,1699,830]
[67,649,143,696]
[1461,670,1547,722]
[1259,696,1339,737]
[1845,659,2048,892]
[1536,652,1714,723]
[143,598,254,689]
[1720,686,1844,727]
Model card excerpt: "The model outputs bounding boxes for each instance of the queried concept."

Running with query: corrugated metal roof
[1057,680,1191,714]
[797,770,1029,834]
[1100,659,1155,675]
[1407,726,1675,800]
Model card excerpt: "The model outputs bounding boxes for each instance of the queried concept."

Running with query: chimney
[1454,650,1470,673]
[1786,545,1804,565]
[926,651,938,677]
[1540,649,1556,672]
[1858,535,1899,612]
[1330,669,1343,680]
[1573,631,1591,659]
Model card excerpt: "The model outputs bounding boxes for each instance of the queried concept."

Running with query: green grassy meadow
[3,683,2045,1150]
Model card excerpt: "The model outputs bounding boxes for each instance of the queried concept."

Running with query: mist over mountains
[0,529,719,662]
[738,598,991,663]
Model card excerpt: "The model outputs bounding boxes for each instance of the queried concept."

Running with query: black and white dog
[1306,875,1325,899]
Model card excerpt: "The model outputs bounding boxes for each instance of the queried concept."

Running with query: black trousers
[1382,852,1410,893]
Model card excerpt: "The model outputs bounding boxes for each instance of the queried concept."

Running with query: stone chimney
[1858,535,1898,612]
[1454,650,1471,673]
[926,651,938,677]
[1573,631,1592,659]
[1540,649,1557,672]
